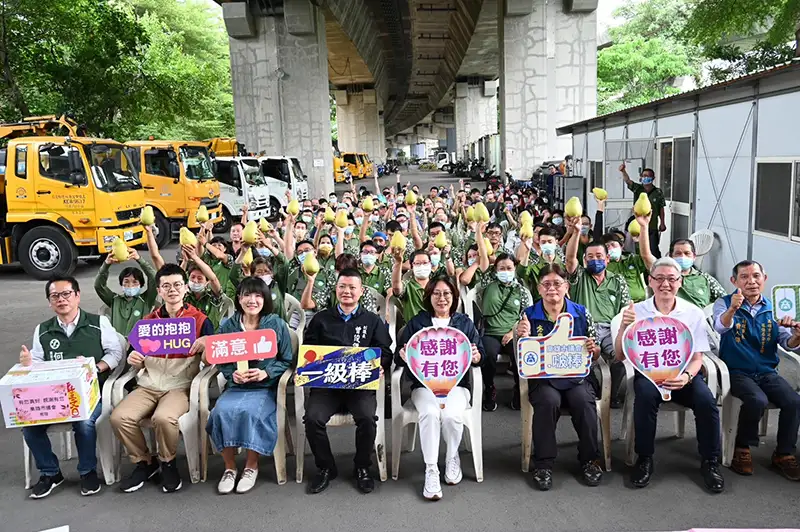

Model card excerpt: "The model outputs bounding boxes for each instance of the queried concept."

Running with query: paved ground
[1,170,799,532]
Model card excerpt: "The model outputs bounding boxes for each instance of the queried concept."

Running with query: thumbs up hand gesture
[622,301,637,328]
[730,288,745,311]
[20,346,32,366]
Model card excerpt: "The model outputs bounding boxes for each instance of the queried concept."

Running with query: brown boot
[772,452,800,481]
[731,448,753,475]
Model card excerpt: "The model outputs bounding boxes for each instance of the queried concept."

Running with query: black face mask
[374,245,385,254]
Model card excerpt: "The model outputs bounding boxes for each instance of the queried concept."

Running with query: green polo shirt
[398,278,426,323]
[479,272,532,336]
[627,182,666,230]
[361,264,391,296]
[568,265,631,323]
[184,289,223,329]
[677,267,726,309]
[607,253,648,302]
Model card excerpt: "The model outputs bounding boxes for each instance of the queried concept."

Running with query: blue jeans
[730,372,800,454]
[22,403,102,476]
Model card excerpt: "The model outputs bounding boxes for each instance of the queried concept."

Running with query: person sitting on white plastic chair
[111,264,214,494]
[515,263,604,491]
[712,259,800,480]
[395,276,485,501]
[612,257,724,493]
[201,277,293,494]
[21,276,124,499]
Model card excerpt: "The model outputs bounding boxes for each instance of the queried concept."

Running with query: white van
[214,156,271,232]
[258,156,309,219]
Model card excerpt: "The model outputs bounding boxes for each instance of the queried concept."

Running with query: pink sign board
[13,384,72,422]
[406,326,471,405]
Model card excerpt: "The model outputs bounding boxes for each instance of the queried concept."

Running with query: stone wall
[455,82,498,160]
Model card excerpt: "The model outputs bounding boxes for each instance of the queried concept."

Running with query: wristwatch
[682,371,694,384]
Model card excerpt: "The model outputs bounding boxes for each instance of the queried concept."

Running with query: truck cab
[215,156,270,231]
[341,152,363,180]
[0,129,146,279]
[258,156,309,220]
[125,140,222,248]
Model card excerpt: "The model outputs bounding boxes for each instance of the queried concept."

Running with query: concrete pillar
[335,88,383,164]
[499,0,597,177]
[225,0,333,197]
[454,80,498,160]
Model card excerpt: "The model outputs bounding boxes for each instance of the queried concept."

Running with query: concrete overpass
[220,0,598,196]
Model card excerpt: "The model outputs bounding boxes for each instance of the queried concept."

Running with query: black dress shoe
[631,456,653,488]
[701,459,725,494]
[582,460,603,487]
[354,468,375,494]
[532,468,553,491]
[309,468,337,494]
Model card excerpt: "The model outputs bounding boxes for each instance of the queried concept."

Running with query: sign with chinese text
[206,329,278,371]
[128,318,196,356]
[773,285,800,321]
[295,346,381,390]
[406,326,471,404]
[517,313,591,379]
[622,316,694,400]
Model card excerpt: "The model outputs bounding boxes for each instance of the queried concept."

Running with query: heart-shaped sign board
[622,316,694,401]
[406,326,471,404]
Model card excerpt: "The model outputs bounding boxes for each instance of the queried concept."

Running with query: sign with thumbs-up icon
[517,313,591,379]
[206,329,279,372]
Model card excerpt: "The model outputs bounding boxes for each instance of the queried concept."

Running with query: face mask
[354,217,363,226]
[541,243,557,256]
[302,215,312,224]
[641,177,654,185]
[586,259,606,275]
[259,274,273,285]
[400,221,409,231]
[361,253,377,267]
[370,214,379,222]
[123,286,141,298]
[319,243,333,256]
[345,226,355,235]
[674,256,694,270]
[552,217,563,226]
[496,270,515,284]
[257,247,271,257]
[297,252,309,265]
[506,204,513,211]
[329,196,337,203]
[413,264,432,279]
[608,247,622,261]
[467,257,476,267]
[430,254,441,268]
[580,226,590,236]
[443,221,451,230]
[189,282,206,293]
[374,244,385,254]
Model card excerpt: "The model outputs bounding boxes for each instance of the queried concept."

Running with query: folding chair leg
[274,403,288,485]
[23,439,32,490]
[179,415,201,484]
[675,410,686,438]
[625,402,636,467]
[200,410,210,482]
[599,404,612,472]
[391,418,404,480]
[469,425,483,483]
[375,425,387,482]
[759,411,769,438]
[521,406,533,473]
[294,391,306,484]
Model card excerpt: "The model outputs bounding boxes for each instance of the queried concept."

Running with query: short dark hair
[337,268,362,284]
[119,267,145,286]
[234,277,273,317]
[360,240,378,252]
[45,276,79,298]
[602,232,624,246]
[231,222,244,231]
[423,275,459,315]
[295,239,314,250]
[539,227,560,239]
[538,262,569,281]
[642,168,655,177]
[155,264,187,286]
[251,256,271,273]
[584,240,607,255]
[335,253,359,272]
[494,252,517,269]
[487,222,502,232]
[429,221,445,233]
[410,249,430,265]
[669,238,696,255]
[732,260,764,278]
[386,220,402,232]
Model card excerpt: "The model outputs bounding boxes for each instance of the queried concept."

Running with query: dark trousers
[481,334,517,392]
[648,229,661,259]
[730,372,800,454]
[303,388,377,471]
[529,381,599,469]
[633,374,720,460]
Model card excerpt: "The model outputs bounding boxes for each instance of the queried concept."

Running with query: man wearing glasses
[20,276,123,499]
[111,264,214,494]
[611,257,725,493]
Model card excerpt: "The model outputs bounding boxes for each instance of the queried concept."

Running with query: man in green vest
[20,276,123,499]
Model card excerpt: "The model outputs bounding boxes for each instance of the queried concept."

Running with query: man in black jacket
[303,268,393,495]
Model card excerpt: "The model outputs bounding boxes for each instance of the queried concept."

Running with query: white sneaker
[444,456,462,485]
[236,468,258,493]
[218,469,237,494]
[423,465,442,501]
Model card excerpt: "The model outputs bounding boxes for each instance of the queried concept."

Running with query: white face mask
[399,221,409,231]
[189,282,206,293]
[413,264,432,279]
[259,274,273,285]
[430,254,441,268]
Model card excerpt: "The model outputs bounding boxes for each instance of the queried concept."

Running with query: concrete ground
[1,170,799,532]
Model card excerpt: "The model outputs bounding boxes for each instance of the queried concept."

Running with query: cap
[373,231,388,240]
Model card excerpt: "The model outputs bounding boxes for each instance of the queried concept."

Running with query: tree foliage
[0,0,234,141]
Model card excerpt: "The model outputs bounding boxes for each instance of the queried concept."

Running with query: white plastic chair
[391,366,484,481]
[111,363,211,484]
[462,287,479,323]
[284,294,305,345]
[98,304,111,320]
[198,330,298,484]
[294,373,388,483]
[621,354,719,466]
[689,229,715,269]
[24,335,128,488]
[717,346,800,467]
[367,287,395,351]
[220,294,235,320]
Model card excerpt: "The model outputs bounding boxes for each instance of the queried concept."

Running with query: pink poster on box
[12,384,72,422]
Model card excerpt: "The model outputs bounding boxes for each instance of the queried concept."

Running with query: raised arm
[409,203,424,250]
[184,245,222,296]
[94,257,117,306]
[300,271,317,310]
[620,163,634,188]
[592,199,605,241]
[636,212,655,270]
[390,246,405,297]
[565,216,582,275]
[144,225,165,270]
[334,225,345,257]
[476,222,490,272]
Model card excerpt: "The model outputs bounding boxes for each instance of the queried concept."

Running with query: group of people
[16,167,800,503]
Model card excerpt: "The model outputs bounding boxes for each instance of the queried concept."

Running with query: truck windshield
[242,159,265,186]
[180,146,215,180]
[86,144,142,192]
[291,158,306,181]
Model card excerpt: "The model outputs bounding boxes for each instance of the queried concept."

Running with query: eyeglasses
[487,230,502,236]
[432,291,453,299]
[651,276,681,285]
[159,282,185,291]
[47,290,76,302]
[539,281,566,290]
[337,284,360,292]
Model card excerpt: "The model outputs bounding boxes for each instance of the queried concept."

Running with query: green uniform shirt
[184,289,223,329]
[677,267,725,309]
[627,182,666,230]
[38,311,107,385]
[607,253,648,302]
[361,264,392,296]
[479,271,532,336]
[398,278,426,324]
[94,259,158,336]
[568,266,631,323]
[274,254,332,308]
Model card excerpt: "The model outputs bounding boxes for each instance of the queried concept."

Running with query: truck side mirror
[68,150,87,185]
[168,161,180,180]
[211,159,218,176]
[231,167,243,195]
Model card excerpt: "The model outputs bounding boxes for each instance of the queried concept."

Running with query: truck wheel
[18,226,78,280]
[267,197,282,222]
[214,207,233,234]
[154,210,171,249]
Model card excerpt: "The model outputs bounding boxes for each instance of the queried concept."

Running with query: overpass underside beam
[499,0,597,178]
[225,0,333,197]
